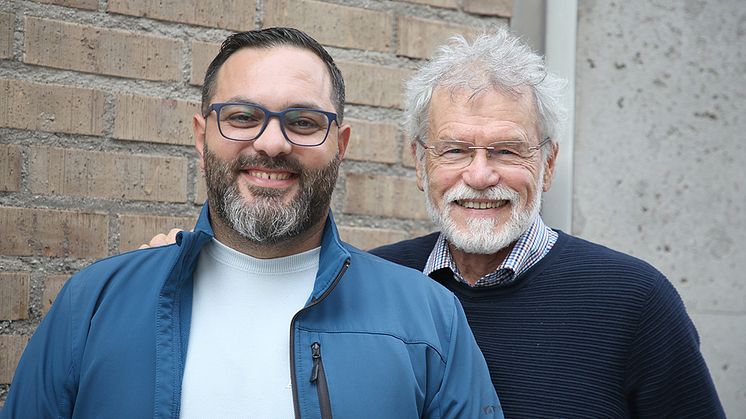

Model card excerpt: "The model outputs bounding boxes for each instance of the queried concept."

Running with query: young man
[1,28,501,419]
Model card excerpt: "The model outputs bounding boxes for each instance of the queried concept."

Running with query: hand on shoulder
[139,228,185,249]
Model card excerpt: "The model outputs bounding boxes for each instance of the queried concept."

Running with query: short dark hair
[201,27,346,122]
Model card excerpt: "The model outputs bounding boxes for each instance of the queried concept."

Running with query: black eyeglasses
[205,103,339,147]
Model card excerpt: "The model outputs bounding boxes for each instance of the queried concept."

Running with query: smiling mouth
[245,170,295,181]
[455,200,508,209]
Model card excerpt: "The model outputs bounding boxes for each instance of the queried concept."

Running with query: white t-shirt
[180,239,319,418]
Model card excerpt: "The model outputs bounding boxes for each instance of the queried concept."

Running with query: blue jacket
[2,206,502,419]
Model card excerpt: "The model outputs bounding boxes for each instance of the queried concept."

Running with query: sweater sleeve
[624,273,725,417]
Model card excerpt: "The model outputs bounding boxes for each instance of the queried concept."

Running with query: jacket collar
[181,203,350,301]
[312,211,351,301]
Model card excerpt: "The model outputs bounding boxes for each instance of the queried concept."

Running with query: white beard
[424,171,544,255]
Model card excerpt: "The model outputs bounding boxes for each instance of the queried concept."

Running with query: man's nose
[251,117,292,157]
[461,150,500,190]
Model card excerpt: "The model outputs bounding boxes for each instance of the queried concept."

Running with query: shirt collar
[423,217,557,287]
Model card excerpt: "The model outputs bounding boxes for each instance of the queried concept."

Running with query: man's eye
[436,144,470,156]
[494,148,519,155]
[442,147,467,155]
[288,118,321,130]
[225,113,260,125]
[488,143,528,157]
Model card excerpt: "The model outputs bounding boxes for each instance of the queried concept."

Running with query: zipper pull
[310,342,321,383]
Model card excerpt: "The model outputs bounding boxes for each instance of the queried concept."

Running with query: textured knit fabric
[424,217,557,287]
[371,230,724,418]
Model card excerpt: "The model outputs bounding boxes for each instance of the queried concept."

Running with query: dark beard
[203,143,340,245]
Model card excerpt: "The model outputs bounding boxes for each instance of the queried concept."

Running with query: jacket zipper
[290,259,349,418]
[310,342,332,419]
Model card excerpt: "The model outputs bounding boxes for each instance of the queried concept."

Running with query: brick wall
[0,0,510,400]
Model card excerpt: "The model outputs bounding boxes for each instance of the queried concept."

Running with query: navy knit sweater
[371,230,724,418]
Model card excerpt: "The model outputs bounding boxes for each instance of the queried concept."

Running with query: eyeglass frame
[204,102,340,147]
[416,137,552,168]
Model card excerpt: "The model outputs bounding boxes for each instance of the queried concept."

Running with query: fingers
[139,228,184,249]
[165,228,182,244]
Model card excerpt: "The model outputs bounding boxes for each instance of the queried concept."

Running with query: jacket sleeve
[425,296,504,419]
[1,280,78,419]
[625,274,725,418]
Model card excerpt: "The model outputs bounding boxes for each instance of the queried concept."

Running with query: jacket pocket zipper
[310,342,332,419]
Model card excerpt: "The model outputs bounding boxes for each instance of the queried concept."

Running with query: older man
[1,28,501,419]
[371,28,724,417]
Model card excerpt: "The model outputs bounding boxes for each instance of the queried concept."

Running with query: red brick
[343,173,428,219]
[190,41,221,86]
[344,118,400,164]
[0,144,21,192]
[35,0,98,10]
[113,94,200,146]
[265,0,393,52]
[0,79,105,135]
[338,226,410,250]
[463,0,512,17]
[107,0,254,30]
[118,213,197,252]
[0,273,29,321]
[0,335,29,384]
[43,275,69,316]
[24,17,182,81]
[337,61,411,109]
[0,12,13,59]
[0,206,108,258]
[400,0,457,8]
[397,16,481,59]
[29,146,188,203]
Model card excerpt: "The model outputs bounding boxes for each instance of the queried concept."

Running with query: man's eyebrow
[438,136,471,143]
[285,101,327,110]
[222,97,325,110]
[437,134,529,144]
[223,96,256,105]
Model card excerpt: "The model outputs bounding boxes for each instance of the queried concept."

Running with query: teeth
[457,200,505,209]
[248,171,292,180]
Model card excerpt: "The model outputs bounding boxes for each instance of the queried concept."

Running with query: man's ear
[412,142,425,191]
[336,123,351,160]
[542,140,559,192]
[194,113,207,171]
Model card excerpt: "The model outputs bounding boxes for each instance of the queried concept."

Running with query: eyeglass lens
[216,104,332,146]
[430,141,541,168]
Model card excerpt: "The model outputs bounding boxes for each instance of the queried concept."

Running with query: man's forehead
[428,85,540,139]
[213,46,333,106]
[431,84,535,109]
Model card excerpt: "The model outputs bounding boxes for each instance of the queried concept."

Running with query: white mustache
[444,183,519,204]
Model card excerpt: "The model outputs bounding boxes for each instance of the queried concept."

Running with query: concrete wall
[574,1,745,416]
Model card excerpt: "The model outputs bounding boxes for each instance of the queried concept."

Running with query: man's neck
[448,242,514,285]
[210,214,327,259]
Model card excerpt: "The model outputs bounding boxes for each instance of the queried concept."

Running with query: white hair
[405,27,567,162]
